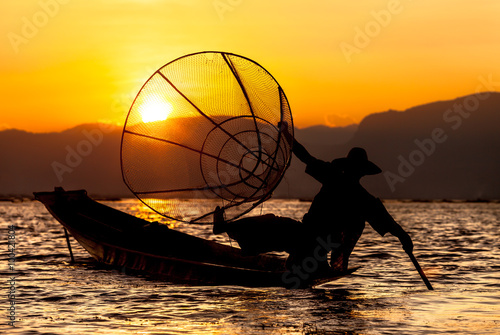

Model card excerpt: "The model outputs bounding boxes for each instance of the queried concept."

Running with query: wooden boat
[34,188,356,288]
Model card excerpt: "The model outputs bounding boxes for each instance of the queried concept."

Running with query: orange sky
[1,0,499,132]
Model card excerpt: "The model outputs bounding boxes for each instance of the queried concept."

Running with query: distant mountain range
[1,92,499,200]
[279,92,500,200]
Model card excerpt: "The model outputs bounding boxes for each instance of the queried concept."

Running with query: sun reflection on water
[3,200,500,334]
[129,202,179,229]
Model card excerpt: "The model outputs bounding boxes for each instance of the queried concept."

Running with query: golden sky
[1,0,499,132]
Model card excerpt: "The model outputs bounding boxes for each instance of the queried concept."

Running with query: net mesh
[120,52,293,223]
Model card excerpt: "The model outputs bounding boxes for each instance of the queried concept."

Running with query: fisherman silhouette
[213,122,413,279]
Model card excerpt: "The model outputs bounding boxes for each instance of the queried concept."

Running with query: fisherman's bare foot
[213,206,225,234]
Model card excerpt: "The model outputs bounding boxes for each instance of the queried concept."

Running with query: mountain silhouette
[0,124,128,198]
[277,92,500,200]
[1,92,499,200]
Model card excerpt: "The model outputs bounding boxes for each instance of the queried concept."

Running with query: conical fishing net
[121,52,293,223]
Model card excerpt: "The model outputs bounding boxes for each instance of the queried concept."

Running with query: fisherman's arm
[278,122,316,165]
[291,139,317,165]
[390,221,413,253]
[367,198,414,253]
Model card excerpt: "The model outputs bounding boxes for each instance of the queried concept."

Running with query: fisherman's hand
[398,231,414,253]
[391,224,413,253]
[278,121,288,132]
[277,121,293,144]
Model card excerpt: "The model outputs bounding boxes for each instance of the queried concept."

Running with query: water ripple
[1,200,499,334]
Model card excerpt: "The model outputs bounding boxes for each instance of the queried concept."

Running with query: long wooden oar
[407,251,433,290]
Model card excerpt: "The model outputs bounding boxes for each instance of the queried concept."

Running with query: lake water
[1,199,499,334]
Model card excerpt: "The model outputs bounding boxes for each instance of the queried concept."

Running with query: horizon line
[2,91,497,134]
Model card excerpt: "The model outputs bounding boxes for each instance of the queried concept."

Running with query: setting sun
[139,97,173,123]
[1,1,499,132]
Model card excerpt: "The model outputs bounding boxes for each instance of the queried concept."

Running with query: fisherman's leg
[213,206,277,235]
[213,207,302,255]
[214,206,301,236]
[330,223,365,271]
[285,230,334,279]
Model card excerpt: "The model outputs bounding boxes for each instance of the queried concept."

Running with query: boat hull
[34,188,356,287]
